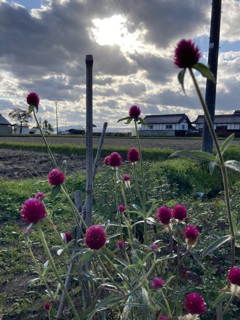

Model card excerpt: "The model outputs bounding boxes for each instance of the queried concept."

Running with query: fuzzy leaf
[190,250,205,270]
[178,69,186,94]
[78,250,94,266]
[212,292,230,308]
[225,160,240,172]
[51,185,61,198]
[209,161,217,175]
[201,235,231,258]
[142,287,150,308]
[137,117,149,126]
[117,116,133,124]
[220,133,235,154]
[28,105,35,114]
[170,150,215,162]
[193,62,215,82]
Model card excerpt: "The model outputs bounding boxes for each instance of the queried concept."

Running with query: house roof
[0,114,11,125]
[193,114,240,124]
[143,114,190,124]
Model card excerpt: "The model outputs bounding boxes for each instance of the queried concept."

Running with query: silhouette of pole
[55,101,59,135]
[202,0,221,153]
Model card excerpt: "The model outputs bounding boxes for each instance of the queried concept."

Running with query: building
[12,124,29,134]
[0,114,12,135]
[140,114,193,137]
[192,110,240,137]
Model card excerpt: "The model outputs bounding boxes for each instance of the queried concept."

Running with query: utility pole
[55,101,59,135]
[202,0,222,153]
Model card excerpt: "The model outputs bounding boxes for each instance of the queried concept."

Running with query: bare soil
[0,136,239,179]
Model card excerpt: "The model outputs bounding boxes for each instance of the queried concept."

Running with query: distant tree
[8,108,32,134]
[42,120,54,134]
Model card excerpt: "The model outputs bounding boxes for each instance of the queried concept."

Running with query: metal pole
[55,101,59,135]
[85,54,93,228]
[202,0,221,153]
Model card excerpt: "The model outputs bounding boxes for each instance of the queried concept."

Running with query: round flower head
[35,192,45,200]
[64,232,72,243]
[150,244,158,250]
[172,204,187,221]
[27,92,40,107]
[159,316,169,320]
[103,155,110,166]
[185,292,206,315]
[123,173,131,181]
[152,277,165,289]
[129,105,141,120]
[108,152,122,167]
[48,168,65,186]
[85,225,106,250]
[127,148,140,163]
[117,240,126,249]
[21,198,47,224]
[44,302,51,311]
[174,39,201,69]
[228,267,240,286]
[118,205,126,212]
[157,206,172,225]
[184,225,199,241]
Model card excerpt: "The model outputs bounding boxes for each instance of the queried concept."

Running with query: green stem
[36,224,80,320]
[161,290,172,317]
[189,68,235,266]
[223,287,236,315]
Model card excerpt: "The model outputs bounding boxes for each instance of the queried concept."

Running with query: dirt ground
[0,136,239,179]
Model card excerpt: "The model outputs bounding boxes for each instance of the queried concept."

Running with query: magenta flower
[118,205,126,212]
[127,148,140,163]
[117,240,126,249]
[172,204,187,221]
[27,92,40,107]
[185,292,206,315]
[44,302,51,311]
[103,155,110,166]
[123,174,131,181]
[48,168,65,186]
[35,192,45,200]
[150,244,158,250]
[64,232,72,243]
[157,206,172,225]
[108,152,122,167]
[129,105,141,119]
[85,225,106,250]
[174,39,201,69]
[152,277,165,289]
[228,267,240,286]
[21,198,47,224]
[184,225,199,241]
[159,316,169,320]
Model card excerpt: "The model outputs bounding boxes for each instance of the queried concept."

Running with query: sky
[1,0,240,132]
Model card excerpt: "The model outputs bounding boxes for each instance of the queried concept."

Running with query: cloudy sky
[1,0,240,132]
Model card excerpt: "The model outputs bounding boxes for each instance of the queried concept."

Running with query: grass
[1,143,240,319]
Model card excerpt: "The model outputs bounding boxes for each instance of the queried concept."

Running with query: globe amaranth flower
[48,168,65,186]
[129,105,141,120]
[123,173,131,188]
[174,39,201,69]
[108,152,122,167]
[159,316,169,320]
[27,92,40,107]
[185,292,206,315]
[117,240,126,249]
[85,225,106,250]
[21,198,47,224]
[35,192,45,200]
[127,148,140,163]
[150,244,158,250]
[157,206,172,225]
[118,205,126,212]
[103,155,110,166]
[172,204,187,221]
[184,225,199,243]
[228,267,240,286]
[152,277,165,289]
[64,232,72,243]
[44,302,51,311]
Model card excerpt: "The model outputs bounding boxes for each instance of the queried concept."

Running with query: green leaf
[28,105,35,114]
[137,117,149,126]
[122,296,133,320]
[178,69,186,94]
[142,287,150,308]
[220,133,235,154]
[78,250,94,266]
[212,292,231,308]
[225,160,240,172]
[51,185,61,198]
[170,150,215,162]
[190,250,205,270]
[193,62,215,82]
[209,161,217,175]
[201,235,231,258]
[117,116,133,124]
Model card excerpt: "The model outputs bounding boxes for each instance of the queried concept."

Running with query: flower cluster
[174,39,201,69]
[27,92,40,107]
[127,148,140,163]
[104,152,122,168]
[185,292,206,315]
[129,105,141,120]
[48,168,65,186]
[21,198,47,224]
[85,225,106,250]
[152,277,165,289]
[228,266,240,286]
[172,204,188,221]
[157,206,172,225]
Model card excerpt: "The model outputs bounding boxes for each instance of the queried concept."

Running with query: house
[0,114,12,135]
[192,110,240,137]
[29,127,50,135]
[140,114,193,137]
[12,124,29,134]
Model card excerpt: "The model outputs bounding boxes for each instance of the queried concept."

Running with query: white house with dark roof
[192,110,240,137]
[140,114,193,137]
[0,114,12,135]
